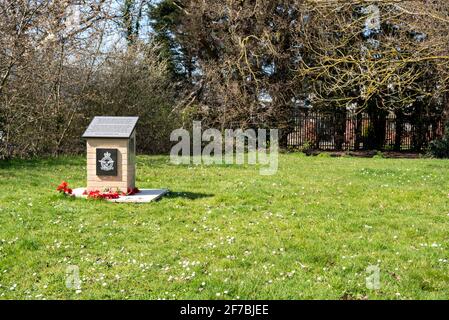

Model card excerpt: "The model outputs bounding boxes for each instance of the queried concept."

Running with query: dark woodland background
[1,0,449,159]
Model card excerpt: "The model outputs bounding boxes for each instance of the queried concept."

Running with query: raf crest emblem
[95,149,118,176]
[99,152,115,171]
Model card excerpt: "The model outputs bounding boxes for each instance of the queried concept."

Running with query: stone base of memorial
[72,188,168,203]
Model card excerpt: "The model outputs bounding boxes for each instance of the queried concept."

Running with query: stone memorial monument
[72,116,167,203]
[82,116,138,193]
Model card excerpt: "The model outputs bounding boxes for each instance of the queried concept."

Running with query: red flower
[86,190,121,200]
[57,181,72,195]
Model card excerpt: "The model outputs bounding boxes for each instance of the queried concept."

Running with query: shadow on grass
[165,191,214,200]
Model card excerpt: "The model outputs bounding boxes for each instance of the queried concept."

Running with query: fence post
[335,110,346,150]
[354,112,362,150]
[394,111,403,151]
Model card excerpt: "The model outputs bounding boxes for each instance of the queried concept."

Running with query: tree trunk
[354,111,362,150]
[394,110,403,151]
[411,101,426,152]
[334,108,347,151]
[366,98,387,150]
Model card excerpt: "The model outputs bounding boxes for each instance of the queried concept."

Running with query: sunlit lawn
[0,154,448,299]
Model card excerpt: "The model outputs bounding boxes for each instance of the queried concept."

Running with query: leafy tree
[148,0,192,79]
[148,0,449,150]
[149,0,302,146]
[294,1,449,150]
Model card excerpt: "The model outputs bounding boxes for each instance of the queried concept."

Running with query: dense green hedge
[428,123,449,158]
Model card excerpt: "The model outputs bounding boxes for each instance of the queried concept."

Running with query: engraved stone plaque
[83,117,139,138]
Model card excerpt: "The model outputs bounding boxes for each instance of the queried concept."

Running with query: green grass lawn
[0,154,448,300]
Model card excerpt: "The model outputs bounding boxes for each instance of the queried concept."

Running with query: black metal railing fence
[287,111,444,151]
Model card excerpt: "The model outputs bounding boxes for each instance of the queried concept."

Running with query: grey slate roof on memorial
[82,116,139,139]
